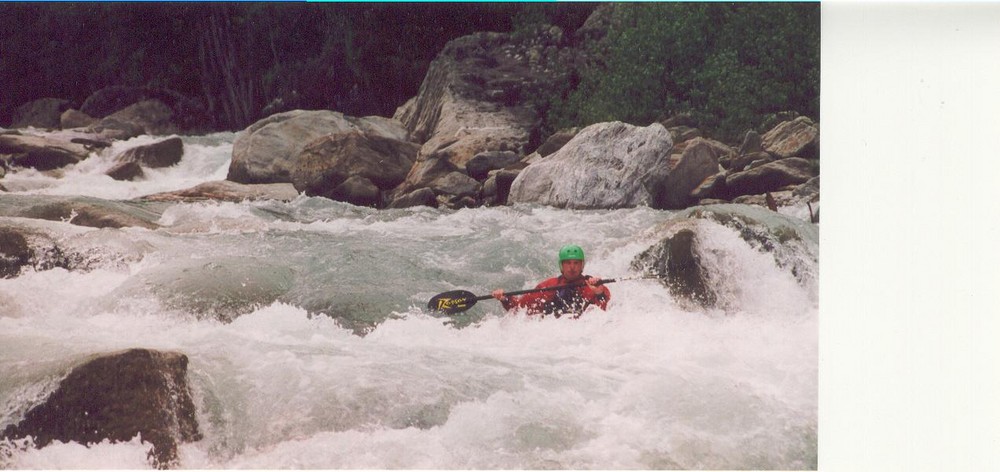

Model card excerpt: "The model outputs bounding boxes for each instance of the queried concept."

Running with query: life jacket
[501,275,611,318]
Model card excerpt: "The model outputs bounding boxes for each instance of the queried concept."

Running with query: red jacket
[500,275,611,317]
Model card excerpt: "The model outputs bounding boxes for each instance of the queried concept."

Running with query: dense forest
[1,2,818,142]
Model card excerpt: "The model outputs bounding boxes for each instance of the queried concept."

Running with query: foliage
[0,2,816,139]
[546,3,820,142]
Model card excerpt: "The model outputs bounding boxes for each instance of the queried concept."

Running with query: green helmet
[558,244,585,263]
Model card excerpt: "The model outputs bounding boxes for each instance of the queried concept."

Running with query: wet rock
[136,180,299,203]
[329,175,381,207]
[508,121,673,209]
[0,133,91,171]
[631,224,717,308]
[0,226,33,278]
[482,169,521,206]
[106,160,145,181]
[0,195,162,229]
[387,187,437,209]
[228,110,410,185]
[113,137,184,168]
[1,348,201,469]
[290,130,418,203]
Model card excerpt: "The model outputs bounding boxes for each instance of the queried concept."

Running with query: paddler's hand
[491,289,506,301]
[586,276,609,296]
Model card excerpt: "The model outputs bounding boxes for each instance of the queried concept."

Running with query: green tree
[547,3,819,142]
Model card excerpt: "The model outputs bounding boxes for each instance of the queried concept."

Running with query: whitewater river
[1,132,817,469]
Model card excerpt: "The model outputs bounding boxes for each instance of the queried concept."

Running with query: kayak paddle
[427,278,625,315]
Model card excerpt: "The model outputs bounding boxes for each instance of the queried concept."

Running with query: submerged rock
[1,348,201,469]
[631,223,717,308]
[633,203,819,309]
[106,256,296,322]
[136,180,299,203]
[0,195,162,229]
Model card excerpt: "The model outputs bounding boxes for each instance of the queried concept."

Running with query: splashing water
[0,133,817,469]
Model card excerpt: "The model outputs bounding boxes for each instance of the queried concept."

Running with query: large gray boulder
[1,349,201,468]
[228,110,410,185]
[289,130,419,205]
[507,121,673,209]
[394,27,574,169]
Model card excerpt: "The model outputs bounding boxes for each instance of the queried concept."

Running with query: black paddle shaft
[427,278,616,315]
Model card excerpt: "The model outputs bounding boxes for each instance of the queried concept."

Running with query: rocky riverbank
[2,5,819,218]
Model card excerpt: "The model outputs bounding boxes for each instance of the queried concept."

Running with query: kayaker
[491,244,611,317]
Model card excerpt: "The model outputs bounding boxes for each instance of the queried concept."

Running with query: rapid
[0,132,818,469]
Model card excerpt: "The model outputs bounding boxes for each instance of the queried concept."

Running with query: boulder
[60,109,99,129]
[289,130,419,202]
[507,121,673,209]
[631,223,717,308]
[136,180,299,203]
[328,175,380,207]
[465,150,520,181]
[87,100,178,140]
[228,110,410,184]
[79,85,211,133]
[389,151,460,200]
[387,187,437,209]
[725,157,817,197]
[761,116,819,159]
[0,226,33,278]
[794,176,820,201]
[0,195,162,230]
[394,27,574,169]
[0,218,154,276]
[656,138,723,209]
[10,98,72,129]
[113,137,184,168]
[431,171,481,199]
[482,169,521,206]
[1,349,201,469]
[106,160,145,181]
[0,133,91,171]
[632,203,819,309]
